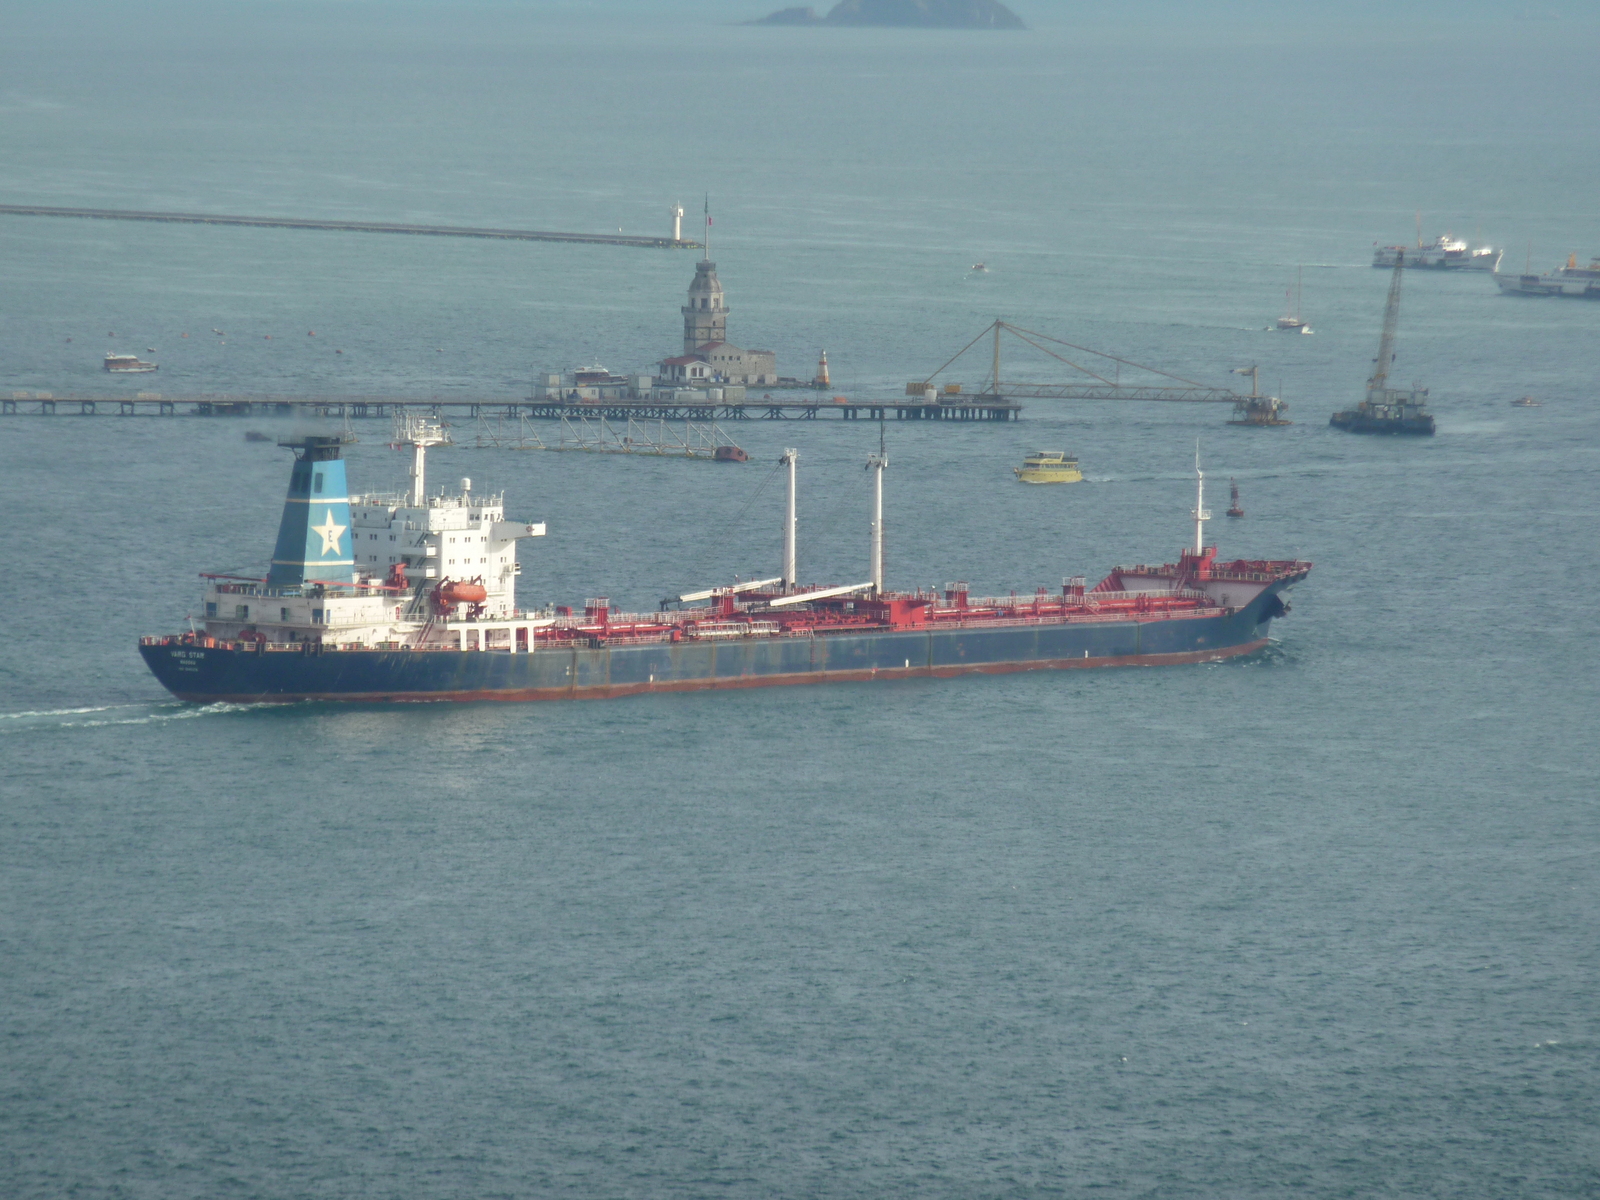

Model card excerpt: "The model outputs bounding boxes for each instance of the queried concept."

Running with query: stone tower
[682,260,728,354]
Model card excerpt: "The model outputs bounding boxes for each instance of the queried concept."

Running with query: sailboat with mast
[1275,267,1310,332]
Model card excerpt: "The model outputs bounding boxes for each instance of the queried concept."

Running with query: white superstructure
[201,418,548,651]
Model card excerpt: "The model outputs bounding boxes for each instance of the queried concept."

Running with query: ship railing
[933,608,1215,632]
[208,581,396,598]
[951,589,1198,609]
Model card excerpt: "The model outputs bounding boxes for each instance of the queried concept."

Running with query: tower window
[313,473,324,493]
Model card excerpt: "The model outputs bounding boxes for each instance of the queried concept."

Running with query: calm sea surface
[2,3,1598,1196]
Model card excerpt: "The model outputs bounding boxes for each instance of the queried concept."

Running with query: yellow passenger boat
[1014,450,1082,484]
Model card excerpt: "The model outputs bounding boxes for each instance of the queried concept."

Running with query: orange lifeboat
[438,581,487,605]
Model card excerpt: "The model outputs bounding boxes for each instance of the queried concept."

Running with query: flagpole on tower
[703,194,711,260]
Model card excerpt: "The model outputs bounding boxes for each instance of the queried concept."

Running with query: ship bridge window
[314,473,323,493]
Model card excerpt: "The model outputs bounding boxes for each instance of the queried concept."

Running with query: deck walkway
[1,393,1021,423]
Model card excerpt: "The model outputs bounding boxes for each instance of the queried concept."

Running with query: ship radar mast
[391,411,451,505]
[1192,443,1210,555]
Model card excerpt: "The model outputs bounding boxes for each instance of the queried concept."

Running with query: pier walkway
[1,393,1021,423]
[0,204,700,250]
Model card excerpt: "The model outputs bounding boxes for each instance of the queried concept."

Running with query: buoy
[265,334,271,339]
[336,349,342,354]
[181,332,188,337]
[308,331,315,336]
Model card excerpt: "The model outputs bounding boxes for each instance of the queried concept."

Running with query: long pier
[0,204,700,250]
[1,392,1020,423]
[996,383,1237,403]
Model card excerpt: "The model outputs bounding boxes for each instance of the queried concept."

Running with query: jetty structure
[908,320,1276,425]
[0,202,701,250]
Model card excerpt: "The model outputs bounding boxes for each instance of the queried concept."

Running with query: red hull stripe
[173,640,1268,704]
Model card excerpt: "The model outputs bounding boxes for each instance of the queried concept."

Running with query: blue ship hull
[140,584,1291,703]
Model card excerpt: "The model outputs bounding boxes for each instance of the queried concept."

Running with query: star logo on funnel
[311,510,346,556]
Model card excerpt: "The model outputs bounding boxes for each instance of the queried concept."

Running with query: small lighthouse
[815,349,830,389]
[671,204,683,244]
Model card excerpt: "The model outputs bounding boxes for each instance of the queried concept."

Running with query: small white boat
[970,262,987,272]
[104,353,157,374]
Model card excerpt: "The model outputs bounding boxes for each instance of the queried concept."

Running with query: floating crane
[1330,251,1435,435]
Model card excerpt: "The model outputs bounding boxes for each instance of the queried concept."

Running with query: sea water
[2,3,1598,1196]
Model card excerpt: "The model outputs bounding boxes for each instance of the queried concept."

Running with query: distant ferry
[104,352,157,373]
[1014,451,1082,483]
[1373,234,1498,270]
[1494,253,1600,297]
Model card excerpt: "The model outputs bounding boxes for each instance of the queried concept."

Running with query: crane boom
[1368,249,1405,399]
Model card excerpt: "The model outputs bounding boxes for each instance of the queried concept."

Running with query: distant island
[751,0,1026,30]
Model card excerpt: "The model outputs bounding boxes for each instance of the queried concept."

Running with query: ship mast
[1367,250,1405,401]
[780,448,798,591]
[867,423,887,594]
[393,412,450,506]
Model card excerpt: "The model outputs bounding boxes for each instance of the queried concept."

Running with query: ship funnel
[266,436,354,587]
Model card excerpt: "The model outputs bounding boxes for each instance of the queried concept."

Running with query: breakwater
[0,204,700,249]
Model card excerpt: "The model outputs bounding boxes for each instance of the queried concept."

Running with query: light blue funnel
[266,437,354,587]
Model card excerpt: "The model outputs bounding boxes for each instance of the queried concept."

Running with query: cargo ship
[139,423,1311,703]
